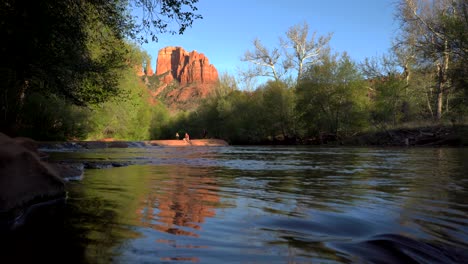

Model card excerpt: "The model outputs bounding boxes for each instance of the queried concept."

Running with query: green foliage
[19,93,90,140]
[395,0,468,121]
[296,53,369,138]
[130,0,203,43]
[0,0,202,137]
[370,77,409,127]
[86,50,155,140]
[149,102,171,139]
[258,81,296,139]
[158,75,273,143]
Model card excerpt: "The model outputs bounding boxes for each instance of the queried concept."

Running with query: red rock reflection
[136,167,219,238]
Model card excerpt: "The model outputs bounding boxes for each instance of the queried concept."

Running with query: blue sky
[138,0,398,79]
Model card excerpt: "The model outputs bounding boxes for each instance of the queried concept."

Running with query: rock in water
[0,133,65,230]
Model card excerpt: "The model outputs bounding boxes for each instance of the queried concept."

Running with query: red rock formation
[153,46,219,111]
[144,58,154,76]
[135,64,145,76]
[155,46,218,86]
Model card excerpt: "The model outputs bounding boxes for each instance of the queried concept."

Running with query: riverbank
[243,124,468,147]
[341,124,468,147]
[150,139,229,147]
[38,138,229,149]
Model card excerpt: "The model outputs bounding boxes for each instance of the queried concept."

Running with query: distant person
[203,129,207,138]
[184,132,190,143]
[176,132,179,140]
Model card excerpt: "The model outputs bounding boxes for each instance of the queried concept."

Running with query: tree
[260,81,296,140]
[396,0,467,121]
[360,54,422,126]
[441,0,468,118]
[281,22,332,83]
[130,0,202,43]
[0,0,201,136]
[241,38,286,82]
[241,22,332,84]
[213,72,238,98]
[296,53,369,138]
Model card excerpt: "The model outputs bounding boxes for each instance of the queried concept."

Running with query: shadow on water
[0,201,86,264]
[0,166,151,263]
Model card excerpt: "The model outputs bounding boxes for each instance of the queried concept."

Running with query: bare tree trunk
[443,39,450,115]
[446,92,450,114]
[436,40,450,121]
[272,66,279,82]
[297,61,303,82]
[425,90,434,117]
[436,87,443,120]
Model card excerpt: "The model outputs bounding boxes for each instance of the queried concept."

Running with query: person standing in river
[176,132,180,140]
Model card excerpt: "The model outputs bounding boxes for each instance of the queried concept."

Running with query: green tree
[259,81,296,140]
[396,0,467,121]
[149,102,171,139]
[296,53,369,139]
[360,54,424,127]
[84,44,161,140]
[0,0,201,136]
[441,0,468,119]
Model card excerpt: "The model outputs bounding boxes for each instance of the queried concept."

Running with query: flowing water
[2,146,468,263]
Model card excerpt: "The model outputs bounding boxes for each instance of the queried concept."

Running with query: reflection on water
[137,167,219,237]
[2,147,468,263]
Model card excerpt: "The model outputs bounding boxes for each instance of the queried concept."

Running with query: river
[2,146,468,263]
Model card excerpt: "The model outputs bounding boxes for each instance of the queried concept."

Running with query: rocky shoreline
[341,124,468,147]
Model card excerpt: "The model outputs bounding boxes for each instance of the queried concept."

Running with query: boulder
[0,133,65,214]
[51,163,84,181]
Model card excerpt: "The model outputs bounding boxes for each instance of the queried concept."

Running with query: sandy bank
[149,139,229,147]
[38,138,229,149]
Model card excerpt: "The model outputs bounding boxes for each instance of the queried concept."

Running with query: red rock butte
[155,46,219,86]
[141,46,219,111]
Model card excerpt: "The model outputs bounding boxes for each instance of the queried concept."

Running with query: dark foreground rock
[0,133,66,232]
[52,163,85,181]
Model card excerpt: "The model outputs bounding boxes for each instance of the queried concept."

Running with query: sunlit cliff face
[155,46,218,86]
[143,46,219,110]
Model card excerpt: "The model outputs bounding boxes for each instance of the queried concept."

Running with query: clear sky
[138,0,399,79]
